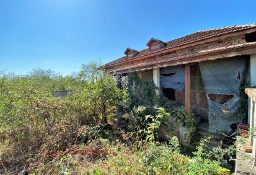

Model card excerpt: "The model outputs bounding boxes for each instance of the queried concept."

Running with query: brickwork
[175,90,185,104]
[137,69,153,80]
[173,63,208,117]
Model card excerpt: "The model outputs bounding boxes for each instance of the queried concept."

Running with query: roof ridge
[196,23,256,32]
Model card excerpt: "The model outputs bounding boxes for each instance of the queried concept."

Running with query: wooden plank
[185,64,191,113]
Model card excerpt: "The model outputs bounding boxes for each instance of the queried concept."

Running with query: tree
[71,62,127,124]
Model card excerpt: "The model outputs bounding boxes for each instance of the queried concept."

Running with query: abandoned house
[104,24,256,170]
[104,24,256,131]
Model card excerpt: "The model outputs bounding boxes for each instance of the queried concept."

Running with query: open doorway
[162,88,176,101]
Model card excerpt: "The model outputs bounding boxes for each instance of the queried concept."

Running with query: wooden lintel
[185,64,191,113]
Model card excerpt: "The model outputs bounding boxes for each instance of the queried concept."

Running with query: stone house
[104,24,256,134]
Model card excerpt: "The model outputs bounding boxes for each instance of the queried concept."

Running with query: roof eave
[108,43,256,74]
[104,27,256,70]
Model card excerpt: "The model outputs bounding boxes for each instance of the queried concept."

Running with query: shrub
[0,63,127,174]
[0,65,232,175]
[125,73,158,111]
[121,106,170,144]
[85,141,230,175]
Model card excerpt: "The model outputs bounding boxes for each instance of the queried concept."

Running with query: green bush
[121,106,170,144]
[0,63,127,174]
[0,64,232,175]
[125,73,158,111]
[85,141,230,175]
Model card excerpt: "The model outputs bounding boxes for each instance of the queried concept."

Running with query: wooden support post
[185,64,191,113]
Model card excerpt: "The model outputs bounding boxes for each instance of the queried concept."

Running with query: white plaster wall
[253,100,256,162]
[153,67,160,95]
[249,97,254,146]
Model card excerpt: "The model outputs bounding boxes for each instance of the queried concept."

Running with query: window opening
[245,32,256,42]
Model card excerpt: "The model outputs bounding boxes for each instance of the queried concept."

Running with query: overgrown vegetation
[0,63,234,174]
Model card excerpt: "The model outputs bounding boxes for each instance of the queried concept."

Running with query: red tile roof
[124,48,138,55]
[104,24,256,72]
[114,42,256,72]
[146,37,165,47]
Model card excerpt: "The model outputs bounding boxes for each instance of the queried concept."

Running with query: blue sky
[0,0,255,75]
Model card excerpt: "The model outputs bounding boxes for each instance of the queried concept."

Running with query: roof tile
[104,24,256,70]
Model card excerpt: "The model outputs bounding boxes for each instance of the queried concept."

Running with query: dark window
[163,88,176,101]
[161,73,176,76]
[208,94,234,104]
[245,32,256,42]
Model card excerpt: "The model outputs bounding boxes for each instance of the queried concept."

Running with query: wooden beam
[185,64,191,113]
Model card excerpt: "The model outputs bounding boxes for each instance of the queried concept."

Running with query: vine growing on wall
[126,73,158,111]
[124,72,172,114]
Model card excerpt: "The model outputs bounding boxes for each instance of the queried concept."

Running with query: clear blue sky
[0,0,255,75]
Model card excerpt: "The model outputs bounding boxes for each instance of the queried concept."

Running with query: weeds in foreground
[0,63,234,174]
